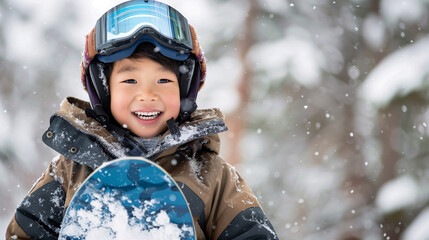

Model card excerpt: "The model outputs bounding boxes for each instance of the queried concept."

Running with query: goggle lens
[96,0,193,56]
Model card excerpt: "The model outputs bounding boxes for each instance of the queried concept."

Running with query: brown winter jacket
[6,97,277,240]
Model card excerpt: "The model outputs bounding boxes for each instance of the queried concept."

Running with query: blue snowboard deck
[59,157,196,240]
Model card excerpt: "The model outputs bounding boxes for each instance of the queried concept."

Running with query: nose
[136,85,158,102]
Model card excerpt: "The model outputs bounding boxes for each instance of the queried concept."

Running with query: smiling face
[109,57,181,139]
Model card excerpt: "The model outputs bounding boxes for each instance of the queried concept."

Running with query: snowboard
[58,157,196,240]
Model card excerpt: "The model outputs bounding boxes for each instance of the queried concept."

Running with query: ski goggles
[94,0,193,62]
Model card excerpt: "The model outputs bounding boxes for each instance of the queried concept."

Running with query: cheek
[171,99,181,117]
[164,89,181,118]
[110,99,123,124]
[173,102,182,119]
[109,87,129,122]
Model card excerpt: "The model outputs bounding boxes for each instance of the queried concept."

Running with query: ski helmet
[80,0,207,123]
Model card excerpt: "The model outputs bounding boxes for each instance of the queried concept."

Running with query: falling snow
[2,0,429,239]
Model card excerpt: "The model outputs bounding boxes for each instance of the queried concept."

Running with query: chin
[134,127,166,139]
[135,132,158,139]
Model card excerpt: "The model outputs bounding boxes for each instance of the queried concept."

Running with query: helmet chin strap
[85,75,110,124]
[177,58,200,123]
[166,117,181,140]
[166,61,201,139]
[179,98,197,122]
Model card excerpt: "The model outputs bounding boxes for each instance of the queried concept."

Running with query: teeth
[134,112,161,120]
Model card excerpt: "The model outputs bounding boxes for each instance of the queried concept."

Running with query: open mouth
[133,111,162,120]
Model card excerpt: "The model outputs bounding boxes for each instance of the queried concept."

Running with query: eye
[158,79,172,84]
[122,79,137,84]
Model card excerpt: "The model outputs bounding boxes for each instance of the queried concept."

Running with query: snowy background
[1,0,429,239]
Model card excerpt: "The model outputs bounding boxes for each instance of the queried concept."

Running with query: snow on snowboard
[59,157,196,240]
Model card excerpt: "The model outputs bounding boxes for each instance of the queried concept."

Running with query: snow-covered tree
[1,0,429,239]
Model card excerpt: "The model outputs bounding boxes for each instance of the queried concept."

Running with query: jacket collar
[43,97,228,169]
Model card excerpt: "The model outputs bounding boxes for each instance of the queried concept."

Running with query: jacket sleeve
[208,158,278,240]
[5,155,91,240]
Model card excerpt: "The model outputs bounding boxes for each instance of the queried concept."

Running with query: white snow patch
[402,207,429,240]
[359,36,429,108]
[249,27,322,88]
[50,186,64,208]
[225,162,243,193]
[375,175,419,214]
[97,63,109,93]
[197,57,241,113]
[188,157,203,180]
[49,159,65,185]
[258,0,289,15]
[242,209,277,237]
[59,192,192,240]
[97,136,126,158]
[73,118,86,127]
[160,124,216,150]
[362,14,387,51]
[380,0,426,27]
[52,155,61,163]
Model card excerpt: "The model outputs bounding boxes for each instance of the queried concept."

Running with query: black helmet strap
[179,57,195,99]
[88,58,110,112]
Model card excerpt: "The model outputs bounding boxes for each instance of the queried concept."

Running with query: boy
[6,0,278,239]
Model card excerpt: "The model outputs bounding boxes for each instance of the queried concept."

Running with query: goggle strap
[189,25,200,56]
[81,28,97,89]
[85,75,101,108]
[189,25,206,89]
[188,63,201,100]
[87,28,97,59]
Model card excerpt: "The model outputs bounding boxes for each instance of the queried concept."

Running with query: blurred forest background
[1,0,429,239]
